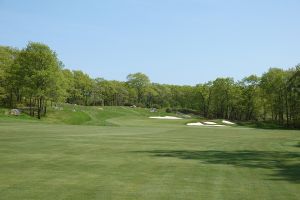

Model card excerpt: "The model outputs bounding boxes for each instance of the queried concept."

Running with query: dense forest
[0,42,299,127]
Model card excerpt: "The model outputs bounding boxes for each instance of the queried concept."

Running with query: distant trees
[259,68,300,126]
[14,42,62,118]
[126,73,150,104]
[239,75,260,120]
[0,42,299,127]
[284,67,300,127]
[0,46,19,107]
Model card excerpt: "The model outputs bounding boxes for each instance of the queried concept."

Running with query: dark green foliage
[124,102,134,107]
[168,108,201,115]
[165,108,172,113]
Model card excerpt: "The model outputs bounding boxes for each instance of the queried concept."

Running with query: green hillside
[0,105,196,127]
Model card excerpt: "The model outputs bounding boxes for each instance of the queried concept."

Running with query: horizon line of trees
[0,42,299,127]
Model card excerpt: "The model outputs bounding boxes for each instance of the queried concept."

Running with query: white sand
[187,122,204,126]
[222,120,235,125]
[204,121,217,125]
[149,116,183,120]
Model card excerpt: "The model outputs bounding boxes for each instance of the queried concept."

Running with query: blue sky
[0,0,299,85]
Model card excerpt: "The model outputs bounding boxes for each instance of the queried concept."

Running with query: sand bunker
[204,121,217,125]
[186,122,204,126]
[149,116,183,120]
[222,120,235,125]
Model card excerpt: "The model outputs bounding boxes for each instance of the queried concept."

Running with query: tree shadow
[236,120,300,130]
[133,150,300,183]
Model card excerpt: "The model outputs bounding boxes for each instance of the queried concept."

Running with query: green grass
[41,105,181,126]
[0,106,299,199]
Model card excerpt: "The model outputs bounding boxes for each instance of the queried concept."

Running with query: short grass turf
[0,107,299,199]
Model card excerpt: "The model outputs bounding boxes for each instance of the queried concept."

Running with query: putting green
[0,106,299,199]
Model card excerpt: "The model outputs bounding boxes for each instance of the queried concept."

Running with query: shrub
[136,103,144,108]
[168,108,201,115]
[166,108,172,113]
[124,103,134,107]
[152,104,161,109]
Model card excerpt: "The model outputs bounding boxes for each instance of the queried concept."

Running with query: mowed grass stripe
[0,106,299,199]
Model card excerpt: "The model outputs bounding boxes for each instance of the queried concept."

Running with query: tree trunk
[29,97,32,116]
[37,98,42,119]
[44,104,47,116]
[10,90,13,108]
[285,92,289,127]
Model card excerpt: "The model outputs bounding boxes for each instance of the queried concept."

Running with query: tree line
[0,42,299,127]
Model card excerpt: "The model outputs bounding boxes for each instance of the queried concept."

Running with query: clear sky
[0,0,299,85]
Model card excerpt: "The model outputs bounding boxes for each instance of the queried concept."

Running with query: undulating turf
[0,106,299,199]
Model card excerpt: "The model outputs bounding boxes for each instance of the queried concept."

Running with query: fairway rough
[149,116,183,119]
[187,122,226,127]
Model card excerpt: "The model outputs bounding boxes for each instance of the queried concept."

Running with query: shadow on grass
[134,150,300,183]
[236,121,300,130]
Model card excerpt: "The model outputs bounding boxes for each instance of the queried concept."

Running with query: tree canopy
[0,42,299,128]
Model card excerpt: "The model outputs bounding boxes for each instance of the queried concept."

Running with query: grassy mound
[0,105,196,127]
[43,105,169,126]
